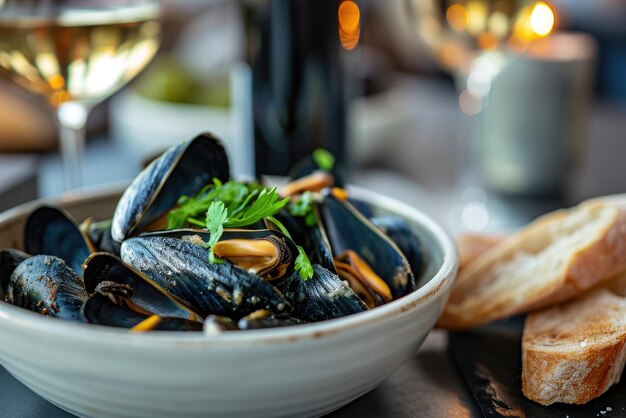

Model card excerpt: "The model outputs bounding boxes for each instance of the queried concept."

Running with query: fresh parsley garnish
[168,178,313,280]
[312,149,335,172]
[205,201,228,264]
[294,246,314,280]
[288,191,317,227]
[167,179,263,229]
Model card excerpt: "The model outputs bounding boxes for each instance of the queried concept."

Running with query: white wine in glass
[407,0,556,231]
[0,2,161,192]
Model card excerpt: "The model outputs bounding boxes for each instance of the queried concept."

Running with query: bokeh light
[338,0,360,51]
[529,2,555,37]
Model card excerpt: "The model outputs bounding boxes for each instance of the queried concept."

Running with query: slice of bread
[522,287,626,405]
[457,233,504,272]
[439,200,626,330]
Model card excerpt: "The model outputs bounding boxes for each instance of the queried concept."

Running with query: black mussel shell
[0,249,29,296]
[7,255,87,321]
[111,133,230,242]
[267,209,308,252]
[121,236,292,318]
[82,218,121,256]
[24,206,91,274]
[348,198,374,219]
[278,264,367,322]
[308,223,337,275]
[82,288,202,331]
[151,317,203,331]
[318,194,416,299]
[82,291,147,329]
[83,253,200,320]
[371,216,424,277]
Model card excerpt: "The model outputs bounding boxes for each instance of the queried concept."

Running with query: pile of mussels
[0,134,424,332]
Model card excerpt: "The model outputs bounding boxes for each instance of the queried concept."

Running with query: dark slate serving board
[448,317,625,418]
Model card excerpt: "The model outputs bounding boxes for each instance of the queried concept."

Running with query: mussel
[121,236,292,318]
[281,171,335,198]
[7,255,87,321]
[0,249,29,298]
[318,192,416,299]
[288,151,346,188]
[24,206,91,274]
[80,218,121,256]
[278,264,367,322]
[334,250,392,308]
[140,228,298,282]
[371,216,424,278]
[307,222,337,274]
[83,253,201,321]
[111,133,230,242]
[82,282,203,331]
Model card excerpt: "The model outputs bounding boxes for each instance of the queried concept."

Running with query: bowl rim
[0,185,458,346]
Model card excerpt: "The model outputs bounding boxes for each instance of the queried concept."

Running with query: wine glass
[0,0,161,193]
[407,0,556,231]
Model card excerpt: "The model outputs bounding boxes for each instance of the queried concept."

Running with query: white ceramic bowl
[0,186,457,418]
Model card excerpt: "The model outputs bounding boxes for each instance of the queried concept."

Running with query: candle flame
[529,2,555,37]
[338,0,360,51]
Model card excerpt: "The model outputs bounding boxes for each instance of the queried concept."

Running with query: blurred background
[0,0,625,233]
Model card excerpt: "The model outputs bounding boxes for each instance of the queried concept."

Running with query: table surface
[0,330,480,418]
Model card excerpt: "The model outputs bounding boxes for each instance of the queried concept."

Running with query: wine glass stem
[56,102,89,193]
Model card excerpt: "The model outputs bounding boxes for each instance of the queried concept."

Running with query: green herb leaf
[205,201,228,263]
[312,149,335,172]
[224,187,289,228]
[295,246,314,280]
[288,191,313,217]
[167,208,189,230]
[288,191,318,228]
[304,211,317,227]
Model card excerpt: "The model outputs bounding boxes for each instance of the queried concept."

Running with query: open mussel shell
[288,155,346,188]
[371,216,424,277]
[111,132,230,242]
[83,253,201,320]
[140,228,298,282]
[318,193,416,299]
[7,255,87,321]
[307,221,337,275]
[82,291,147,329]
[81,218,121,256]
[82,289,202,332]
[24,206,91,274]
[278,264,367,322]
[0,249,29,297]
[121,236,292,318]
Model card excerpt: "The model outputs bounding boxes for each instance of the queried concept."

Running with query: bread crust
[522,289,626,405]
[439,200,626,330]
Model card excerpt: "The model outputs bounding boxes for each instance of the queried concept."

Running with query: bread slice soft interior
[522,286,626,405]
[439,200,626,330]
[456,233,504,272]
